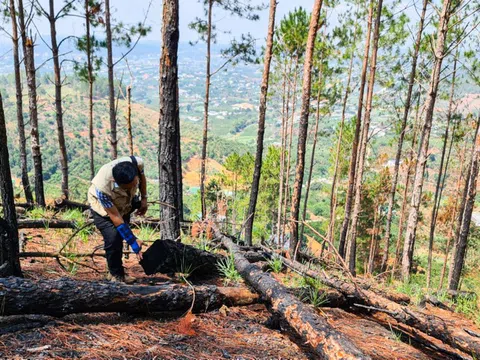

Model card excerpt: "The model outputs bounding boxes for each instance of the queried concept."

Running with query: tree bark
[367,204,379,275]
[290,0,323,257]
[48,0,69,198]
[217,229,369,359]
[9,0,33,204]
[0,277,258,317]
[105,0,116,159]
[426,54,458,288]
[276,251,480,357]
[18,0,45,207]
[200,0,213,220]
[439,134,467,289]
[338,1,373,259]
[158,0,181,240]
[402,0,453,281]
[345,0,383,274]
[0,93,22,277]
[85,0,95,180]
[380,0,428,272]
[244,0,277,246]
[448,118,480,291]
[175,82,183,222]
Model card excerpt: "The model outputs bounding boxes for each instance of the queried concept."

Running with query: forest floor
[1,223,479,359]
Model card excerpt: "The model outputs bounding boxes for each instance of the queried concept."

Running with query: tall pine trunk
[200,0,213,220]
[9,0,33,204]
[392,95,422,276]
[299,85,322,248]
[105,0,117,159]
[438,136,467,289]
[244,0,277,245]
[276,61,289,243]
[426,54,458,288]
[18,0,45,207]
[327,24,358,247]
[338,1,373,259]
[380,0,428,272]
[401,0,453,282]
[175,82,183,222]
[447,118,480,291]
[367,203,379,274]
[289,0,323,257]
[48,0,69,198]
[281,56,300,242]
[158,0,181,240]
[127,85,133,155]
[345,0,383,275]
[279,59,294,244]
[0,93,22,277]
[85,0,95,180]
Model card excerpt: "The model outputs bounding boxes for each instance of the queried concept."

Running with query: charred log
[216,229,369,359]
[0,277,258,317]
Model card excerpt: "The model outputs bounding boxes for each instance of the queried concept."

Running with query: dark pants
[91,199,141,278]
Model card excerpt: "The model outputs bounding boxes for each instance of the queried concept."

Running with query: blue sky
[0,0,318,45]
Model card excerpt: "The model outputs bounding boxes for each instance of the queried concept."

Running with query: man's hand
[136,198,149,216]
[135,240,143,261]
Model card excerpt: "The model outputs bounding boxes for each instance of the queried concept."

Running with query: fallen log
[0,277,259,317]
[293,250,411,305]
[276,252,480,357]
[17,218,190,231]
[18,219,81,229]
[54,197,90,212]
[216,230,369,359]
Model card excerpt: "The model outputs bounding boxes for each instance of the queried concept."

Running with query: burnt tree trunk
[0,277,258,317]
[9,0,33,204]
[200,0,213,220]
[380,0,428,272]
[448,118,480,291]
[338,1,373,259]
[290,0,323,257]
[105,0,116,159]
[345,0,383,274]
[244,0,277,246]
[48,0,69,198]
[18,0,45,207]
[402,0,453,281]
[158,0,181,240]
[217,230,369,359]
[0,93,22,277]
